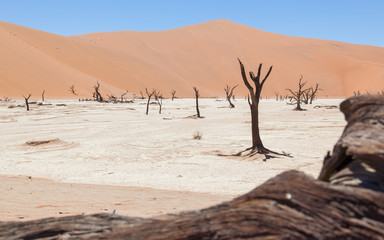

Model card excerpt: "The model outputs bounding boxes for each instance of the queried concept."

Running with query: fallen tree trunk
[318,95,384,192]
[1,171,383,239]
[1,95,384,239]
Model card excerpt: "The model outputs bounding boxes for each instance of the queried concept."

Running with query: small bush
[8,105,15,109]
[193,131,203,140]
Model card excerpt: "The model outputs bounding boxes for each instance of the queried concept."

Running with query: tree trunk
[227,96,235,108]
[318,95,384,191]
[193,87,200,118]
[250,102,264,149]
[146,97,151,115]
[25,99,29,111]
[195,95,200,117]
[1,171,383,240]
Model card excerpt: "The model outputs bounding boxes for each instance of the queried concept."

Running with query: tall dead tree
[23,94,32,111]
[238,58,280,155]
[93,81,103,102]
[69,85,78,96]
[154,90,163,114]
[193,87,201,118]
[145,88,155,115]
[171,90,176,101]
[41,90,45,102]
[224,84,238,108]
[309,83,322,104]
[286,75,308,111]
[139,91,145,99]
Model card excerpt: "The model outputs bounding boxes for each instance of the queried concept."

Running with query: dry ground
[0,98,345,221]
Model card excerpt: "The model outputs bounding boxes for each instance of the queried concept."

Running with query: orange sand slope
[1,19,383,99]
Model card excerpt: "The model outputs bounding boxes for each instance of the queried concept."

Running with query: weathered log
[1,95,384,239]
[318,95,384,192]
[1,171,383,239]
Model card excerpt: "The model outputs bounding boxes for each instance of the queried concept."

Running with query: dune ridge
[0,19,383,99]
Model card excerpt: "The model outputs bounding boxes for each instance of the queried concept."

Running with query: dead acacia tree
[139,91,145,99]
[193,87,201,118]
[238,58,284,156]
[23,94,32,111]
[171,90,176,101]
[224,84,238,108]
[154,90,163,114]
[93,81,103,102]
[41,90,45,102]
[286,75,308,111]
[69,85,78,96]
[309,83,322,104]
[145,88,155,115]
[120,90,128,102]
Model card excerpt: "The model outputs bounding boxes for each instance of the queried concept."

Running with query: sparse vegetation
[193,131,203,140]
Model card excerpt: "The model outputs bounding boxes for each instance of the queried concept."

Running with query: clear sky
[1,0,383,47]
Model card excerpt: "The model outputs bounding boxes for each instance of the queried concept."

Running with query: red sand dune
[0,19,383,99]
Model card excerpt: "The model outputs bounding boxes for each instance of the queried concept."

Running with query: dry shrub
[193,131,203,140]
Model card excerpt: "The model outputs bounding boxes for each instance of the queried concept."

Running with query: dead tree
[171,90,176,101]
[145,88,155,115]
[353,90,361,96]
[140,91,145,99]
[274,92,279,101]
[93,81,103,102]
[41,90,45,102]
[69,85,78,96]
[23,94,32,111]
[309,83,322,104]
[238,58,281,155]
[107,95,117,102]
[286,75,308,111]
[154,91,163,114]
[193,87,201,118]
[120,90,128,102]
[224,84,238,108]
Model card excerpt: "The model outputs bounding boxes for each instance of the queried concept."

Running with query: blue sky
[1,0,383,47]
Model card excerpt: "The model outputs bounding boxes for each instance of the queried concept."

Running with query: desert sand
[0,97,345,221]
[0,19,383,99]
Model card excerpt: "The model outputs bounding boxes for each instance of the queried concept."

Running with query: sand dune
[0,19,383,99]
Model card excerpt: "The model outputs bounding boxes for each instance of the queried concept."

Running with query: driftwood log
[319,95,384,192]
[1,95,384,239]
